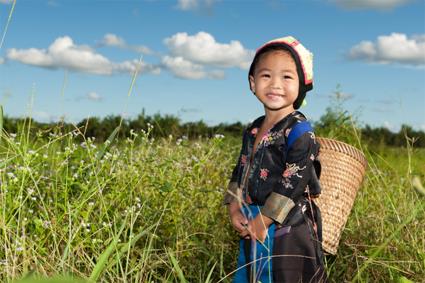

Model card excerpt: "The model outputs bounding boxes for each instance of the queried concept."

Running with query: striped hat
[248,36,314,109]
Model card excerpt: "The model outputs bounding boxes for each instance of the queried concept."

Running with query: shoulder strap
[286,121,313,152]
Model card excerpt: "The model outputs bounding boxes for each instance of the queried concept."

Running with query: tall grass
[0,122,236,282]
[0,116,424,282]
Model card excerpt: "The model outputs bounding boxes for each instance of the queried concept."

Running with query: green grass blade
[204,262,217,283]
[106,224,156,269]
[353,205,420,282]
[0,105,3,142]
[168,250,187,283]
[96,125,120,160]
[0,0,16,51]
[13,275,87,283]
[89,221,154,282]
[412,176,425,197]
[88,217,127,282]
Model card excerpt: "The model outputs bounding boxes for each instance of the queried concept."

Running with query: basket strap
[286,121,313,152]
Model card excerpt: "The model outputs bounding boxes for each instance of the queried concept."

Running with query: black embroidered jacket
[224,111,321,224]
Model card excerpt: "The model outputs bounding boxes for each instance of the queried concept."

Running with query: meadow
[0,117,424,283]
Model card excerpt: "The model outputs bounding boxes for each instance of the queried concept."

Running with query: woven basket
[315,137,367,255]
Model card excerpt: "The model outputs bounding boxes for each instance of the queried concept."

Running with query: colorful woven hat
[248,36,314,109]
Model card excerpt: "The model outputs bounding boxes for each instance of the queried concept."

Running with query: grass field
[0,121,424,282]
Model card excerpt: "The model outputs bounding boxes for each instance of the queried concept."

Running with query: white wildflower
[42,220,51,228]
[7,172,16,179]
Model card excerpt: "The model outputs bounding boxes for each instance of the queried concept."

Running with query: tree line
[2,109,424,148]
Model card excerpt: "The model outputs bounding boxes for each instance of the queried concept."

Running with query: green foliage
[2,107,423,147]
[0,122,237,282]
[0,118,423,282]
[0,99,424,282]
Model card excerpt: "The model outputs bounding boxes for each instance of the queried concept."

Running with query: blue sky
[0,0,424,132]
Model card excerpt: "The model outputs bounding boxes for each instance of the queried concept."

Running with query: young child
[224,36,327,283]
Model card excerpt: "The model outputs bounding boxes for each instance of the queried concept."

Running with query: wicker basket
[315,137,368,255]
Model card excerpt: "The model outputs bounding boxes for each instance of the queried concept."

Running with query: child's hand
[240,214,273,243]
[228,202,248,234]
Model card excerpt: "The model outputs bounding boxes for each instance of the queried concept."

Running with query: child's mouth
[266,93,283,99]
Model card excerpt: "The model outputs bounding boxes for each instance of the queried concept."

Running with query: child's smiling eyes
[259,73,294,80]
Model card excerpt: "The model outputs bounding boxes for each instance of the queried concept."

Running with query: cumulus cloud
[163,55,204,79]
[101,33,125,47]
[176,0,218,11]
[331,0,411,10]
[348,33,425,67]
[99,33,153,55]
[164,31,253,69]
[114,58,161,75]
[6,36,160,75]
[0,57,4,64]
[177,0,198,10]
[86,91,102,102]
[161,55,224,79]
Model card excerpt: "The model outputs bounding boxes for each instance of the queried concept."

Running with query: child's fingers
[239,227,250,238]
[234,222,248,233]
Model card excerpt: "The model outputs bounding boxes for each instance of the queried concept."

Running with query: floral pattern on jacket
[227,111,321,223]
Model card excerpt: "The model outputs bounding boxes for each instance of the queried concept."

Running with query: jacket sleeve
[260,130,320,224]
[223,130,246,205]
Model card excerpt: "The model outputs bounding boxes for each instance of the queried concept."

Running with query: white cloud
[6,36,160,75]
[208,69,225,79]
[164,31,253,69]
[177,0,198,10]
[348,33,425,66]
[86,91,102,102]
[7,36,113,75]
[101,33,125,47]
[176,0,218,11]
[162,55,206,79]
[99,33,153,55]
[331,0,411,10]
[114,59,161,75]
[161,55,224,79]
[0,57,4,64]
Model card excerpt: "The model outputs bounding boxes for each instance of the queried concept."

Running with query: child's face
[249,50,299,112]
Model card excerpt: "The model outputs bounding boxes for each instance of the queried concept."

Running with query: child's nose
[271,77,282,89]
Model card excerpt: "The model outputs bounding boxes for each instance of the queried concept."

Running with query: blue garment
[233,205,275,283]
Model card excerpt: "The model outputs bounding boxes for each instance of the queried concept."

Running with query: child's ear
[249,75,255,93]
